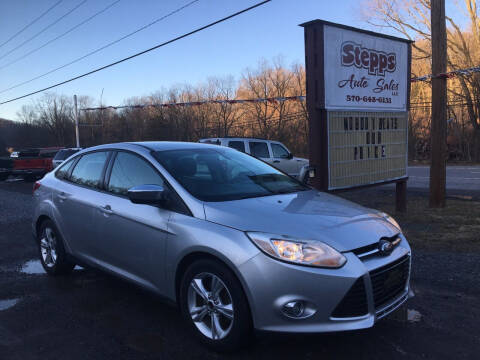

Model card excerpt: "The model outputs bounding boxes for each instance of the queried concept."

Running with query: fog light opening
[282,301,305,318]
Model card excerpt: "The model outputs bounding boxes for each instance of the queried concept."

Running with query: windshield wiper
[271,187,308,195]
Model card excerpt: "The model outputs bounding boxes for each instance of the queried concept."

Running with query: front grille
[353,234,402,260]
[331,277,368,318]
[370,255,410,309]
[352,243,378,258]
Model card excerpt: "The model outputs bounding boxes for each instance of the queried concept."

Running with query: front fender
[164,212,260,303]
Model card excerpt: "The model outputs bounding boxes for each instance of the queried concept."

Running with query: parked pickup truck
[199,137,310,182]
[0,147,63,182]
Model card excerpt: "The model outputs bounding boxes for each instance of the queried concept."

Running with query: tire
[37,219,75,276]
[179,259,252,351]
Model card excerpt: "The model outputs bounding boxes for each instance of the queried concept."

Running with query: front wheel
[38,219,75,276]
[179,259,252,351]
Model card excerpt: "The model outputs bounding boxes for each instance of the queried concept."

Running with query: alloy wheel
[40,227,57,268]
[187,272,234,340]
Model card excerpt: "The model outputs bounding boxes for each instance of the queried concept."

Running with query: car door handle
[57,192,68,201]
[99,205,114,215]
[273,160,280,163]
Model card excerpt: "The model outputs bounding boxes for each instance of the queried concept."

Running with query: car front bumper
[238,235,411,333]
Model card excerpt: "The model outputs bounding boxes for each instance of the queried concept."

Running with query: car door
[52,151,110,259]
[270,142,298,176]
[93,151,172,291]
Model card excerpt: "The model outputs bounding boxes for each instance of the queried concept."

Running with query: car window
[249,142,270,158]
[53,150,66,161]
[70,152,108,189]
[54,149,79,161]
[55,158,76,180]
[18,149,40,157]
[154,148,308,202]
[40,150,59,158]
[228,141,245,152]
[271,143,290,158]
[108,152,164,196]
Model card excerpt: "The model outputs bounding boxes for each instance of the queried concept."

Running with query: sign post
[300,20,412,212]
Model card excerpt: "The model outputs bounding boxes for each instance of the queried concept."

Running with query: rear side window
[55,158,76,180]
[70,152,108,189]
[108,152,164,196]
[271,143,290,158]
[228,141,245,152]
[249,142,270,158]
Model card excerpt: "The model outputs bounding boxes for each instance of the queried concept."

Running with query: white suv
[199,137,309,181]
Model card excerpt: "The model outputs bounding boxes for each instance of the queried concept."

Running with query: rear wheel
[179,259,252,351]
[38,219,75,276]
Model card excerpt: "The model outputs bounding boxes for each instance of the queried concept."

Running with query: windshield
[154,147,308,202]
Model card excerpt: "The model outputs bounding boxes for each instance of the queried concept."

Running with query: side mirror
[287,152,294,159]
[127,184,166,205]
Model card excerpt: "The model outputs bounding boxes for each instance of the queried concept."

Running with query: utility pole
[74,95,80,148]
[430,0,447,208]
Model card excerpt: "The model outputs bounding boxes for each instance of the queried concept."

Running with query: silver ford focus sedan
[32,142,411,350]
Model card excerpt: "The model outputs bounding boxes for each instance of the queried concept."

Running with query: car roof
[59,148,82,151]
[80,141,221,153]
[200,137,270,142]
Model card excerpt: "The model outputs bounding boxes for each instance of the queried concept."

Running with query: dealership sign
[301,20,412,190]
[324,24,409,111]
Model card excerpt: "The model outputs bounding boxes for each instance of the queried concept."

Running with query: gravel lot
[0,180,479,360]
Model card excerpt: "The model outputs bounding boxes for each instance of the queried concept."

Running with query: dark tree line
[1,57,479,162]
[1,60,309,157]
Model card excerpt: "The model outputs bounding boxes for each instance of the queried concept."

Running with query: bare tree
[363,0,480,161]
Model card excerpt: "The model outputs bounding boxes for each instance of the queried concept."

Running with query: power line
[0,0,201,95]
[0,0,122,71]
[0,0,271,106]
[411,103,478,109]
[80,96,306,111]
[0,0,87,61]
[0,0,63,50]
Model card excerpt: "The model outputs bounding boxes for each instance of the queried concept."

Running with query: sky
[0,0,461,120]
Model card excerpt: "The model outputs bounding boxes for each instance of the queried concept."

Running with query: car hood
[203,190,400,252]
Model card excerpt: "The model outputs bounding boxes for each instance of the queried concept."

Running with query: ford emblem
[378,239,394,256]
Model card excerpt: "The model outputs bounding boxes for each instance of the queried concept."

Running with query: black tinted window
[54,149,79,161]
[228,141,245,152]
[271,143,289,158]
[70,152,108,189]
[55,158,76,180]
[108,152,164,195]
[249,142,270,158]
[18,149,40,157]
[40,150,59,158]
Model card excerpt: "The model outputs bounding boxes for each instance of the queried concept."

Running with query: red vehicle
[0,147,63,182]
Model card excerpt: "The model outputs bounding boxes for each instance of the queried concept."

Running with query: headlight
[246,232,346,268]
[381,213,401,231]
